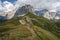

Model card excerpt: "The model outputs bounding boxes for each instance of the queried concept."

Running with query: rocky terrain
[0,5,34,20]
[35,9,60,19]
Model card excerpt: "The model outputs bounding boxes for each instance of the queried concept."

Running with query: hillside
[0,13,60,40]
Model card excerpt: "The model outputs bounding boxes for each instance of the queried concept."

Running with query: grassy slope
[0,13,60,40]
[26,13,60,38]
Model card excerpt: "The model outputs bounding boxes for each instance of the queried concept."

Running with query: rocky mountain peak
[14,4,34,17]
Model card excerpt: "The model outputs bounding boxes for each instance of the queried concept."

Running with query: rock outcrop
[14,5,34,17]
[0,5,34,20]
[35,9,57,19]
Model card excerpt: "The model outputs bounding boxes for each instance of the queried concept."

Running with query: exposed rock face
[14,5,34,17]
[35,9,57,19]
[43,12,51,19]
[43,11,57,19]
[35,9,48,16]
[0,7,18,20]
[0,5,34,20]
[6,7,18,19]
[19,20,26,25]
[49,12,56,19]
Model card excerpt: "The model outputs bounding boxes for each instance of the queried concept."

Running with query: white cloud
[0,1,16,13]
[0,0,60,13]
[52,2,60,8]
[15,0,40,7]
[14,0,60,10]
[3,1,15,12]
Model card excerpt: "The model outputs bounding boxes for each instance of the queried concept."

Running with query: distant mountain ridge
[35,9,60,19]
[0,5,34,20]
[0,4,60,20]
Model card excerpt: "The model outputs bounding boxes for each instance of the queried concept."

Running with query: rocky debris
[19,20,26,25]
[26,17,31,22]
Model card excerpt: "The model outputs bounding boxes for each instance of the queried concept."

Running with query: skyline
[0,0,60,11]
[0,0,60,20]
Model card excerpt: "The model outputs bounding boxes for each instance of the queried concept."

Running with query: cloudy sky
[15,0,60,9]
[1,0,60,11]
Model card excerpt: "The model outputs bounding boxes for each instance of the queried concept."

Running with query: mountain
[0,1,17,20]
[55,11,60,19]
[0,7,18,20]
[35,10,42,16]
[35,9,52,19]
[35,9,60,19]
[14,5,34,17]
[0,5,34,20]
[35,9,48,16]
[0,13,60,40]
[0,4,60,40]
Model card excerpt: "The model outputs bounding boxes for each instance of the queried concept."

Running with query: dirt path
[20,17,37,40]
[24,24,36,40]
